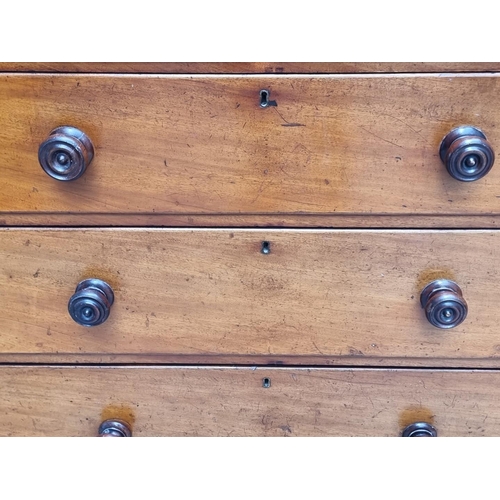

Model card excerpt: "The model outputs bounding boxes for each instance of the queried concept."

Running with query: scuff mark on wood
[359,126,403,148]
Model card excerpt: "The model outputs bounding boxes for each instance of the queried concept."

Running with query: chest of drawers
[2,62,500,436]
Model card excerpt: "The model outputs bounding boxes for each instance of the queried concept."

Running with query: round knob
[402,422,437,437]
[420,279,467,329]
[68,278,114,327]
[38,126,94,181]
[98,419,132,437]
[439,125,494,182]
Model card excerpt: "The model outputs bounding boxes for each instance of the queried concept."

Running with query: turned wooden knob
[38,126,94,181]
[68,279,114,327]
[439,125,494,181]
[420,279,468,329]
[98,419,132,437]
[402,422,437,437]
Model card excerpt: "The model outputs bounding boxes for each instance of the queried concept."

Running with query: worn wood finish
[3,213,500,228]
[0,366,499,436]
[0,63,499,73]
[3,352,500,368]
[4,74,500,218]
[3,228,500,363]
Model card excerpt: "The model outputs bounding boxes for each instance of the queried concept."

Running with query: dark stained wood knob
[402,422,437,437]
[38,126,94,181]
[420,279,468,329]
[98,419,132,437]
[439,125,494,182]
[68,279,114,327]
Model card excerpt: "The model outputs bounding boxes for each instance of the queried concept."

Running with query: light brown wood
[3,213,500,228]
[0,63,498,73]
[3,228,500,363]
[4,74,500,219]
[2,352,500,367]
[2,65,496,438]
[1,366,499,436]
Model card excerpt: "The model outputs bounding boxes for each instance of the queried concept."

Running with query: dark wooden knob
[402,422,437,437]
[68,279,114,327]
[38,126,94,181]
[98,419,132,437]
[439,125,494,182]
[420,279,467,329]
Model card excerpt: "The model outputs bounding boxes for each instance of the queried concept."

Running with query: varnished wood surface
[1,366,499,436]
[3,213,500,228]
[3,228,500,364]
[4,74,500,218]
[3,352,500,367]
[0,63,498,73]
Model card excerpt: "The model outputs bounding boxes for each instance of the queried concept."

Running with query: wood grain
[1,352,500,367]
[3,74,500,218]
[0,366,499,436]
[3,213,500,228]
[0,63,498,73]
[3,228,500,363]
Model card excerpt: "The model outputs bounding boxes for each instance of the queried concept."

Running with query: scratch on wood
[348,346,364,356]
[381,113,422,135]
[279,164,292,177]
[312,341,324,355]
[272,107,304,127]
[250,181,269,204]
[359,126,403,149]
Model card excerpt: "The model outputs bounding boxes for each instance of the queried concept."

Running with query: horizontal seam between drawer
[2,226,500,232]
[0,362,499,372]
[1,72,500,77]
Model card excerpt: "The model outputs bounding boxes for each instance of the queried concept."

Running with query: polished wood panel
[3,213,500,228]
[2,228,500,363]
[0,63,498,73]
[2,352,500,367]
[3,74,500,218]
[0,366,499,436]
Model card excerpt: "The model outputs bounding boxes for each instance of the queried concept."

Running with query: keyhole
[261,241,271,254]
[260,89,270,108]
[262,377,271,388]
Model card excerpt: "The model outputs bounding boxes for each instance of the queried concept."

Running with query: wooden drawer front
[2,74,500,218]
[1,63,499,73]
[1,366,498,436]
[2,228,500,364]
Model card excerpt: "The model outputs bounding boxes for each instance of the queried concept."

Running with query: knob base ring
[439,125,487,163]
[402,422,437,437]
[74,279,114,306]
[420,279,462,309]
[98,419,132,437]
